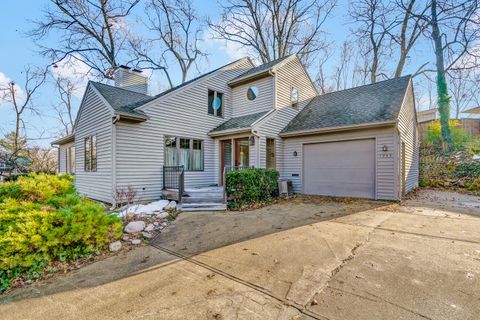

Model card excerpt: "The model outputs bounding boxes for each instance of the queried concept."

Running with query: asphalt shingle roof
[281,76,411,133]
[210,111,269,133]
[230,55,291,83]
[90,82,151,118]
[89,58,250,118]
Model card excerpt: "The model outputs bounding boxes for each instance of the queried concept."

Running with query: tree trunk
[431,0,453,149]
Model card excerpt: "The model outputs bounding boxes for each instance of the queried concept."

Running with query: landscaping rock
[122,235,130,241]
[109,241,122,252]
[144,223,155,232]
[131,239,142,245]
[142,232,153,239]
[165,201,177,210]
[125,221,145,233]
[156,212,168,219]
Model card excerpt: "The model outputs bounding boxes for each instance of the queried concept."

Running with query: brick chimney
[113,65,148,95]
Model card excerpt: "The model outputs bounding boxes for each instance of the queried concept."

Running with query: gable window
[208,90,223,117]
[266,138,276,169]
[247,86,258,101]
[68,146,75,175]
[84,135,97,172]
[164,136,204,171]
[291,87,299,108]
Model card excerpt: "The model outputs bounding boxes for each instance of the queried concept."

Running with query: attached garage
[303,139,375,198]
[279,76,419,201]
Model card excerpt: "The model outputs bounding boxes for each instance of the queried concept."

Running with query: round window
[247,86,258,101]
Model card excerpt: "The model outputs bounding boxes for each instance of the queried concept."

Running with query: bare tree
[208,0,336,65]
[129,0,206,88]
[448,68,479,119]
[313,48,334,94]
[332,41,354,91]
[0,66,47,161]
[27,146,57,173]
[391,0,429,77]
[349,0,395,83]
[53,76,77,136]
[419,0,479,148]
[30,0,140,79]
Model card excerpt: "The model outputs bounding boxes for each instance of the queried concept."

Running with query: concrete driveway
[1,190,480,320]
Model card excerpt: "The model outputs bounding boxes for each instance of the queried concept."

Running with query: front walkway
[1,191,480,319]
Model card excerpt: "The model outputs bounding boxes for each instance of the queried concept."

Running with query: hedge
[0,173,122,292]
[225,168,279,208]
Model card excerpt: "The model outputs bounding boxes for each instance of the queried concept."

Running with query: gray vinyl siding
[254,57,317,170]
[282,127,399,200]
[397,82,419,194]
[74,87,114,203]
[274,57,317,110]
[114,59,253,201]
[231,76,274,117]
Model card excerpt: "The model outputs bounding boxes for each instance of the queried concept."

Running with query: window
[266,138,276,169]
[247,86,258,100]
[208,90,223,117]
[291,87,299,107]
[164,136,204,171]
[84,137,90,171]
[165,136,177,166]
[84,135,97,172]
[68,146,75,174]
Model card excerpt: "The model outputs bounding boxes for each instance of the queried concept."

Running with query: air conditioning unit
[278,179,293,198]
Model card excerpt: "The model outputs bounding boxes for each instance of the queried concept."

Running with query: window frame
[164,136,204,171]
[207,89,224,118]
[84,134,97,172]
[266,137,276,169]
[291,86,299,108]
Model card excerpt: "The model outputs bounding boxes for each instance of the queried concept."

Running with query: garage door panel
[303,139,375,199]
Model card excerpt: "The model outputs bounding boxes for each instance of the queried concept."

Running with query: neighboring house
[52,55,419,207]
[417,107,480,138]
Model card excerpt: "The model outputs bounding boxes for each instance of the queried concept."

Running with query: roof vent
[113,66,149,95]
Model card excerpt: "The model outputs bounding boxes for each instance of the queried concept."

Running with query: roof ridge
[316,75,412,98]
[89,81,151,97]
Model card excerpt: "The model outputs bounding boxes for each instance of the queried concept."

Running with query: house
[417,107,480,138]
[51,55,419,208]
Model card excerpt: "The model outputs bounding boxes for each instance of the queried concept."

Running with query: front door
[221,140,232,185]
[235,138,249,167]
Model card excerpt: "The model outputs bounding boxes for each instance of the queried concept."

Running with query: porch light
[293,151,298,157]
[382,145,388,152]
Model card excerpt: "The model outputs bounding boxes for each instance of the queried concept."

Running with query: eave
[208,128,251,137]
[51,134,75,146]
[279,121,397,138]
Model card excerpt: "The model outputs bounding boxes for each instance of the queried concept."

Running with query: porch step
[180,203,227,212]
[182,196,225,204]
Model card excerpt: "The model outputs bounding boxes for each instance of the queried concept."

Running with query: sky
[0,0,474,148]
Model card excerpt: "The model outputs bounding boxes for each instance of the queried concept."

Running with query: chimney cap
[118,65,130,70]
[132,68,143,73]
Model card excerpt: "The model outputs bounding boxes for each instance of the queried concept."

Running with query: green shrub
[0,173,122,292]
[424,120,472,150]
[226,168,279,209]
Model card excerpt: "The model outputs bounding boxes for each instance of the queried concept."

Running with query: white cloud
[0,71,25,107]
[203,25,256,63]
[51,55,96,97]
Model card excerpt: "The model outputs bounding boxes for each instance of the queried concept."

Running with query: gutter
[208,127,251,137]
[228,70,274,87]
[279,121,397,138]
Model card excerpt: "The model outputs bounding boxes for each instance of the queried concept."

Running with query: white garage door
[303,139,376,199]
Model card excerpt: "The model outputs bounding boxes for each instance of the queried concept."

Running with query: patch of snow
[118,200,170,217]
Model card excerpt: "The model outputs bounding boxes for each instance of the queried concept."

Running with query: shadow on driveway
[1,196,388,303]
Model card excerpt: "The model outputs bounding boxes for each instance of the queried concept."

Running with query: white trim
[208,128,251,137]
